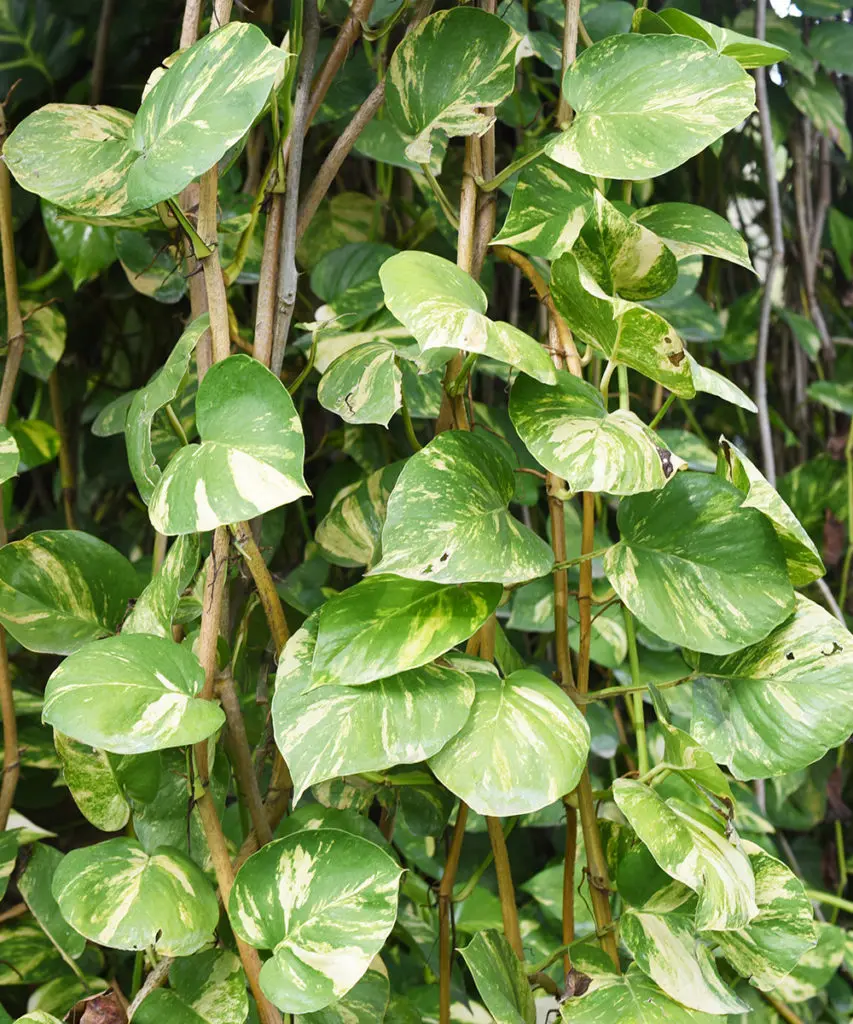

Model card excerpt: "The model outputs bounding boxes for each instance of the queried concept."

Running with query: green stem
[805,888,853,914]
[839,417,853,609]
[420,165,459,230]
[166,198,214,259]
[446,351,478,397]
[623,607,649,776]
[617,363,630,411]
[578,674,695,704]
[599,359,616,406]
[164,402,188,446]
[21,260,64,291]
[474,140,549,193]
[553,545,612,571]
[678,397,711,447]
[399,381,422,453]
[649,392,675,430]
[131,949,144,998]
[287,330,319,395]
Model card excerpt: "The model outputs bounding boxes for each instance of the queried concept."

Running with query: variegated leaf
[632,203,753,271]
[550,252,694,397]
[0,831,17,901]
[43,633,225,754]
[52,838,219,956]
[603,472,795,655]
[311,575,501,687]
[126,314,206,503]
[634,8,790,69]
[54,731,130,832]
[149,354,309,535]
[771,922,845,1004]
[315,462,404,568]
[317,341,402,426]
[0,530,139,655]
[491,161,593,260]
[294,966,389,1024]
[706,843,816,991]
[509,370,684,495]
[546,35,755,180]
[428,658,589,816]
[15,1015,64,1024]
[559,963,727,1023]
[18,843,86,965]
[273,616,475,803]
[123,534,200,638]
[380,251,558,385]
[0,426,18,485]
[127,24,286,210]
[689,595,853,780]
[686,356,757,413]
[385,8,519,164]
[0,922,66,986]
[41,201,117,290]
[5,105,138,217]
[133,950,249,1024]
[648,691,732,806]
[15,299,66,381]
[459,930,535,1024]
[621,887,748,1014]
[228,829,402,1014]
[717,438,824,586]
[613,779,758,931]
[371,430,554,585]
[574,191,677,301]
[116,230,187,304]
[310,242,397,325]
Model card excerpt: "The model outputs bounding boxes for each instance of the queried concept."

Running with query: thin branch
[231,521,289,655]
[180,0,204,47]
[127,955,172,1021]
[48,368,78,530]
[439,803,468,1024]
[252,195,283,368]
[556,0,579,126]
[486,815,524,958]
[271,0,320,378]
[90,0,115,105]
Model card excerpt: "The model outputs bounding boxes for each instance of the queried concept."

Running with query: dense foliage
[0,0,852,1022]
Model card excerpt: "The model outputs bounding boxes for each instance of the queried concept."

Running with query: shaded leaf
[459,930,535,1024]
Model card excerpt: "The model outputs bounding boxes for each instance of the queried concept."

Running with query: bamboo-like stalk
[486,815,524,958]
[48,368,78,530]
[438,803,468,1024]
[231,521,290,655]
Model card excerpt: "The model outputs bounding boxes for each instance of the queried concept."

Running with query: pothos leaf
[53,731,130,833]
[0,426,18,485]
[133,950,250,1024]
[631,203,754,272]
[385,8,519,164]
[459,930,536,1024]
[315,462,404,568]
[123,534,200,638]
[317,341,402,426]
[18,844,87,963]
[229,829,402,1013]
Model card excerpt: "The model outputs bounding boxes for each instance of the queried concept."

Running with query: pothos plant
[0,0,852,1022]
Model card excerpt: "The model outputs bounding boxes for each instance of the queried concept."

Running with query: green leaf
[52,838,219,956]
[317,342,402,426]
[0,921,66,986]
[686,357,757,413]
[459,930,535,1024]
[621,890,748,1014]
[717,438,824,586]
[0,530,139,655]
[126,313,206,503]
[116,230,187,304]
[5,105,138,218]
[830,207,853,279]
[127,24,285,210]
[656,428,716,473]
[771,922,845,1003]
[15,1014,64,1023]
[807,379,853,416]
[558,963,726,1023]
[428,659,589,816]
[789,72,852,158]
[133,950,249,1024]
[315,463,403,568]
[385,8,519,164]
[380,251,558,385]
[510,370,685,495]
[43,633,225,755]
[612,780,758,931]
[54,732,130,832]
[149,354,309,535]
[41,201,116,289]
[491,161,593,260]
[779,310,821,363]
[311,575,501,687]
[15,299,66,381]
[18,844,86,963]
[371,430,554,585]
[311,243,397,326]
[636,8,789,69]
[10,419,59,470]
[294,966,389,1024]
[229,829,402,1013]
[603,472,794,655]
[689,595,853,780]
[550,252,695,397]
[574,191,677,301]
[546,35,755,180]
[631,203,753,272]
[123,534,200,638]
[272,616,475,803]
[0,427,18,485]
[0,831,17,901]
[707,843,816,992]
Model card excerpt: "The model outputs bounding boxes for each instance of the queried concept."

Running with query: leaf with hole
[317,342,402,426]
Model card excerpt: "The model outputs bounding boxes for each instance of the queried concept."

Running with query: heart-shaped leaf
[133,950,249,1024]
[126,314,207,503]
[19,844,87,964]
[123,534,200,638]
[310,242,398,325]
[772,922,846,1004]
[491,161,593,260]
[273,616,475,802]
[459,930,535,1024]
[551,252,695,397]
[229,829,402,1013]
[317,341,402,426]
[315,463,404,568]
[149,354,309,535]
[510,370,685,495]
[613,779,758,931]
[372,430,554,585]
[385,8,519,163]
[603,472,795,655]
[312,575,501,687]
[54,732,130,832]
[43,633,225,754]
[717,438,824,586]
[631,203,753,272]
[635,8,790,69]
[810,20,853,75]
[52,838,219,956]
[380,251,558,385]
[428,658,590,816]
[546,35,755,179]
[0,530,139,655]
[689,595,853,780]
